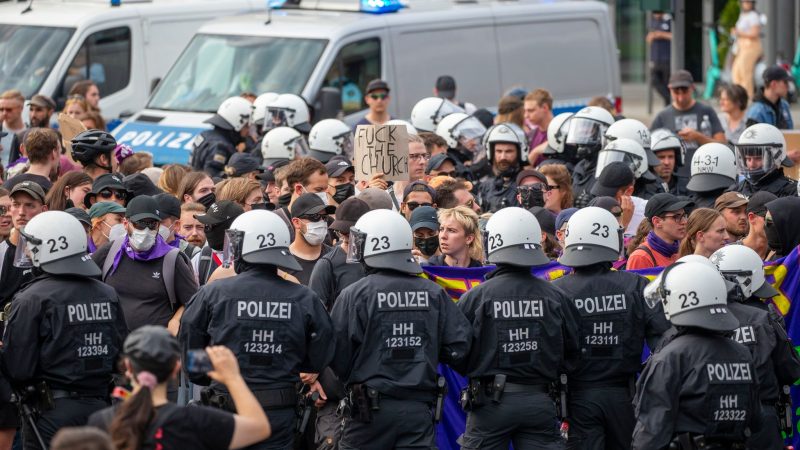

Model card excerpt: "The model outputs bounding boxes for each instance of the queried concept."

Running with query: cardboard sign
[58,113,87,165]
[354,124,409,182]
[783,130,800,181]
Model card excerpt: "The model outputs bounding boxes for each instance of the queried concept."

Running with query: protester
[45,171,92,211]
[83,173,129,208]
[353,79,392,128]
[88,201,126,251]
[28,94,56,128]
[177,171,216,208]
[626,193,692,269]
[764,196,800,260]
[223,152,263,180]
[400,181,436,220]
[0,188,10,244]
[409,205,441,264]
[427,206,483,267]
[591,162,645,238]
[215,177,265,212]
[514,168,548,209]
[555,207,578,250]
[68,80,101,111]
[50,427,112,450]
[179,202,207,249]
[740,191,776,259]
[747,66,794,129]
[718,83,749,144]
[158,164,190,197]
[325,158,355,206]
[494,96,524,129]
[64,96,90,121]
[154,193,200,259]
[71,130,117,180]
[435,178,480,213]
[288,193,335,285]
[714,191,749,241]
[538,163,573,214]
[523,89,554,161]
[191,201,244,286]
[677,207,729,258]
[3,128,61,192]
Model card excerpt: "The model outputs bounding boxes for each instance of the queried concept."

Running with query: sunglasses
[369,93,388,100]
[132,220,159,231]
[299,213,328,222]
[435,171,457,178]
[99,189,128,201]
[406,202,433,211]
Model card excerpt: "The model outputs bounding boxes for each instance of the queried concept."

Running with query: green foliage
[717,0,741,67]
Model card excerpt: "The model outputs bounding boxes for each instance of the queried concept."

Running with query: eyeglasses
[99,189,128,201]
[299,213,328,222]
[408,153,430,162]
[132,220,159,231]
[662,212,688,222]
[547,185,560,191]
[406,202,433,211]
[369,93,388,100]
[0,206,7,215]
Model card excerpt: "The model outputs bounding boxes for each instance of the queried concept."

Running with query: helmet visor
[288,136,310,158]
[346,227,367,263]
[13,230,38,268]
[334,131,354,160]
[594,150,640,178]
[455,117,487,159]
[222,229,245,268]
[266,107,291,130]
[735,144,778,181]
[643,275,665,310]
[566,118,605,146]
[432,101,464,126]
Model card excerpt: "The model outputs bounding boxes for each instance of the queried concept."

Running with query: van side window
[322,38,381,115]
[63,27,132,99]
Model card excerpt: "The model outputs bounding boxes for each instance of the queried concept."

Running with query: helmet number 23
[371,236,390,251]
[47,236,69,253]
[487,233,503,251]
[679,291,700,308]
[256,233,276,248]
[590,223,610,238]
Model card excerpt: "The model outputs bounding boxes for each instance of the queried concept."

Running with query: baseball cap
[29,94,56,110]
[357,188,393,210]
[154,193,182,219]
[326,158,354,178]
[590,162,634,197]
[668,70,694,88]
[746,191,777,215]
[528,206,556,236]
[410,205,439,232]
[195,201,244,226]
[763,65,792,84]
[714,191,749,211]
[290,193,336,218]
[88,201,126,219]
[124,325,180,369]
[555,207,579,232]
[10,181,46,203]
[65,207,92,227]
[403,181,436,202]
[426,153,456,174]
[225,153,263,178]
[123,173,163,199]
[515,169,548,187]
[588,196,623,217]
[435,75,456,100]
[645,193,694,219]
[366,79,390,94]
[125,195,161,222]
[84,173,129,207]
[330,197,370,234]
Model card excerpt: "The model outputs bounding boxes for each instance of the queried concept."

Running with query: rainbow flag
[425,246,800,449]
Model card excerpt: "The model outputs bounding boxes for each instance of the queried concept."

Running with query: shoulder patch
[213,153,227,163]
[193,135,205,147]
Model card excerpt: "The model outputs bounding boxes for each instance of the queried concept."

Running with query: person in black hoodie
[764,196,800,261]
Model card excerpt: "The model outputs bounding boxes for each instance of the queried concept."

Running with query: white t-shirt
[625,196,648,238]
[736,11,760,34]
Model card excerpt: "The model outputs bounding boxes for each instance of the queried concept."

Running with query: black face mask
[206,224,227,251]
[765,222,783,253]
[332,183,355,204]
[277,192,292,208]
[197,192,216,210]
[414,236,440,257]
[518,186,545,209]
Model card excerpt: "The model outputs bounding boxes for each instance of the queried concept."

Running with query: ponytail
[109,386,155,450]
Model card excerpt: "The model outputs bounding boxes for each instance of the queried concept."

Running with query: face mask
[414,235,439,257]
[278,192,292,208]
[206,225,227,251]
[765,222,782,253]
[197,192,216,210]
[304,186,329,205]
[332,183,355,204]
[303,220,328,246]
[129,228,157,252]
[109,223,127,242]
[158,224,173,242]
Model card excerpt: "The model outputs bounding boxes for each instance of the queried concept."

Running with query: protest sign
[354,124,409,182]
[58,113,87,165]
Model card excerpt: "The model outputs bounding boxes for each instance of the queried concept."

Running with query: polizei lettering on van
[377,291,430,311]
[237,301,292,320]
[574,294,627,314]
[493,299,544,319]
[706,363,753,383]
[67,302,113,324]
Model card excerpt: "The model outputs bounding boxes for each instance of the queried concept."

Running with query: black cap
[410,205,439,232]
[763,65,792,84]
[402,181,436,202]
[84,173,128,207]
[195,200,244,226]
[426,153,456,173]
[291,193,336,218]
[123,173,163,199]
[515,169,548,187]
[645,193,694,219]
[747,191,778,215]
[668,69,694,88]
[225,153,263,178]
[326,158,354,178]
[125,195,161,222]
[590,162,634,197]
[528,206,556,236]
[124,325,180,367]
[154,193,181,219]
[435,75,456,100]
[10,181,46,204]
[65,207,91,227]
[366,79,390,94]
[330,198,370,234]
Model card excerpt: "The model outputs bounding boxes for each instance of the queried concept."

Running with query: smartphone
[186,349,214,375]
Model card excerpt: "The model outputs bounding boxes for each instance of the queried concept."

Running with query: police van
[0,0,261,122]
[116,0,622,164]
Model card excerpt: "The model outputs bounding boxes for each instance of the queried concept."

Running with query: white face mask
[158,224,173,242]
[303,220,328,246]
[109,223,127,242]
[303,186,329,205]
[129,228,157,252]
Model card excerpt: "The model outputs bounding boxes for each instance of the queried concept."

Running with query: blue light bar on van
[360,0,401,14]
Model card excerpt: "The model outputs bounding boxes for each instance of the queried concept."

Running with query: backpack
[197,245,216,287]
[102,239,181,311]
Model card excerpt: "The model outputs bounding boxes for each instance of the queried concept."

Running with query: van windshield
[148,34,327,113]
[0,24,74,97]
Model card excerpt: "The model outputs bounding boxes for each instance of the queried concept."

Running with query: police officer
[191,96,253,178]
[329,209,471,449]
[648,128,689,196]
[604,118,663,195]
[594,138,659,200]
[567,106,616,208]
[1,211,127,450]
[686,142,738,208]
[733,123,798,198]
[553,207,670,450]
[538,112,577,170]
[633,261,761,450]
[711,245,800,449]
[456,207,580,450]
[179,209,335,449]
[478,123,528,212]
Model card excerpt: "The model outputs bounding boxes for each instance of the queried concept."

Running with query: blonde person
[87,201,126,252]
[678,207,730,258]
[427,205,483,267]
[216,177,265,212]
[159,164,191,197]
[731,0,762,99]
[64,96,90,121]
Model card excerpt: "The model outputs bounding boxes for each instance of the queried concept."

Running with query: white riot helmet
[604,118,661,167]
[650,128,686,167]
[308,119,353,163]
[436,112,487,159]
[266,93,311,133]
[347,209,421,274]
[483,122,529,164]
[17,211,100,277]
[644,261,738,330]
[559,207,622,267]
[711,245,779,300]
[687,143,738,192]
[205,96,252,132]
[484,207,548,266]
[410,97,465,132]
[544,112,573,155]
[565,106,615,158]
[251,92,279,129]
[735,123,791,183]
[595,138,654,181]
[226,210,301,271]
[644,254,720,314]
[261,127,309,166]
[385,119,418,136]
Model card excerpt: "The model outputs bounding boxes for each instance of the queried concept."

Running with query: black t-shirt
[424,254,483,268]
[308,245,365,310]
[2,172,52,192]
[289,244,331,286]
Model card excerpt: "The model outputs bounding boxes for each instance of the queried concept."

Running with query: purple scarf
[87,237,97,254]
[167,233,187,249]
[646,231,679,258]
[108,234,174,276]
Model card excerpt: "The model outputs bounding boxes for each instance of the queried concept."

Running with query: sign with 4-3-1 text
[354,124,409,182]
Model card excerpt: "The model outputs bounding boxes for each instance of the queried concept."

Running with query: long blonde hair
[678,208,723,257]
[437,205,483,262]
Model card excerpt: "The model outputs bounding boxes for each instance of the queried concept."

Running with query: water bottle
[700,114,711,137]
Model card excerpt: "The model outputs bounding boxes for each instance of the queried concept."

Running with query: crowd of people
[0,61,799,450]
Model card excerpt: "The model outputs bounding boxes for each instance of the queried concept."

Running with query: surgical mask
[278,192,292,208]
[197,192,216,210]
[109,223,127,242]
[303,220,328,246]
[129,228,157,252]
[304,186,329,205]
[332,183,355,204]
[414,235,439,257]
[158,224,173,242]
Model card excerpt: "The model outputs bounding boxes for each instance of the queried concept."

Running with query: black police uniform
[478,168,520,213]
[1,273,127,450]
[179,264,335,450]
[734,169,798,198]
[553,266,671,450]
[572,159,598,208]
[632,329,762,450]
[456,265,581,450]
[191,127,243,178]
[330,269,472,450]
[644,174,690,198]
[727,300,800,449]
[690,187,726,209]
